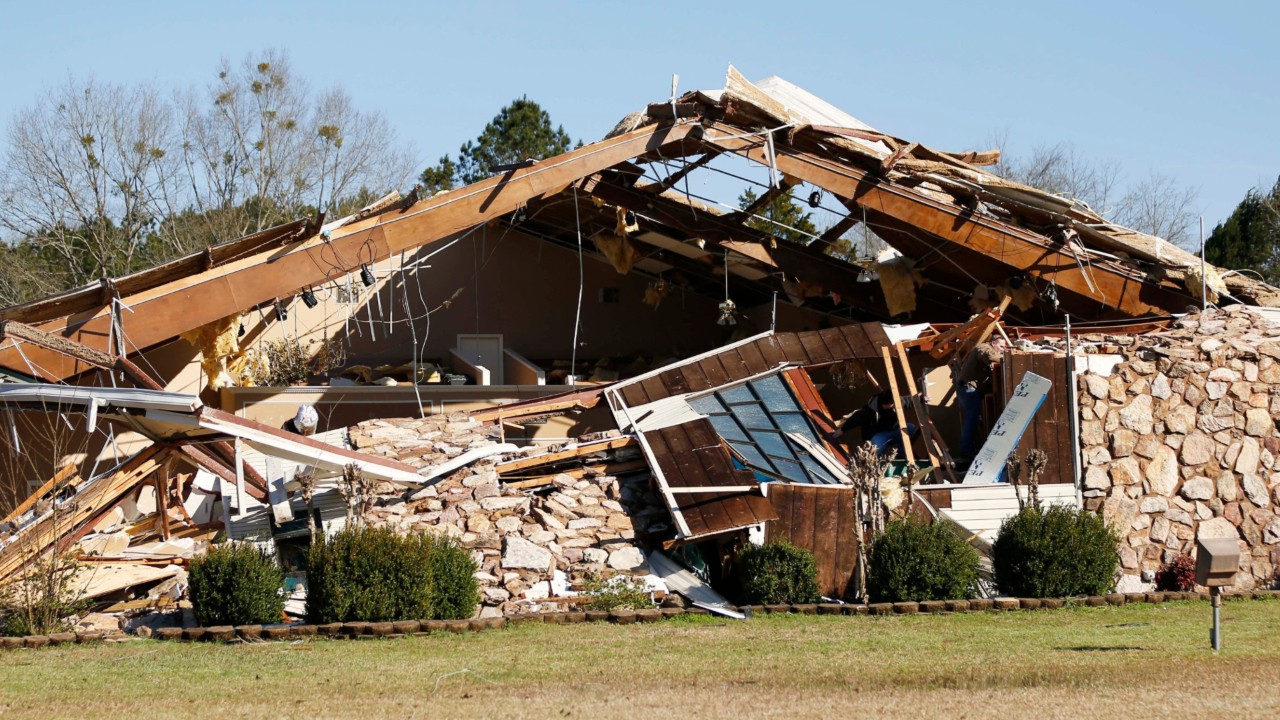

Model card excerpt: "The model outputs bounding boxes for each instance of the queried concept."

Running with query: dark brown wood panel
[999,352,1073,485]
[736,341,771,374]
[775,332,807,363]
[677,363,713,393]
[817,326,857,359]
[755,336,789,367]
[621,383,651,408]
[765,484,859,600]
[797,330,835,365]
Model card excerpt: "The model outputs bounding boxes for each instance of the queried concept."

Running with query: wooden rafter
[0,121,700,381]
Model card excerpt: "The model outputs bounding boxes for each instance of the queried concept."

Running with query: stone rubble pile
[349,415,670,615]
[1062,305,1280,590]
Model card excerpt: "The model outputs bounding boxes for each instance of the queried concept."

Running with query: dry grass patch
[1,600,1278,719]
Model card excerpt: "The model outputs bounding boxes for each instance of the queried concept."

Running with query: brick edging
[4,590,1277,650]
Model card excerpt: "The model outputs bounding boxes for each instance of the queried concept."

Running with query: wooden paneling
[616,323,888,408]
[1000,352,1073,484]
[765,484,859,600]
[645,419,778,540]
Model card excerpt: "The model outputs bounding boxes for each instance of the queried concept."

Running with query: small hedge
[188,544,286,626]
[867,519,980,603]
[306,527,478,623]
[735,540,820,605]
[992,505,1119,598]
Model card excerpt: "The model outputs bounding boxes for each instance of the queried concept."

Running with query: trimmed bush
[867,519,980,603]
[735,540,820,605]
[992,505,1119,598]
[305,527,478,623]
[188,544,286,626]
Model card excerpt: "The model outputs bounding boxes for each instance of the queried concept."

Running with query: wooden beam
[494,436,637,475]
[0,121,700,381]
[880,346,915,465]
[503,460,650,489]
[178,443,267,501]
[2,462,79,524]
[894,342,957,483]
[809,213,860,252]
[649,151,720,195]
[701,124,1201,319]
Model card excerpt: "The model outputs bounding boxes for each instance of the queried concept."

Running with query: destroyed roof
[0,66,1271,382]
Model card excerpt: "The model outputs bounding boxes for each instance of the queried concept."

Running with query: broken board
[963,371,1051,484]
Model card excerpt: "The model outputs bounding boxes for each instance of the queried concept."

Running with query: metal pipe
[1200,216,1207,313]
[1211,586,1222,652]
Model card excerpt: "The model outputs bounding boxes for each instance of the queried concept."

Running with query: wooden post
[155,454,173,541]
[894,343,958,483]
[880,346,915,465]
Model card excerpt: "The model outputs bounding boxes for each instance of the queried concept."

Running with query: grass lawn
[1,599,1278,719]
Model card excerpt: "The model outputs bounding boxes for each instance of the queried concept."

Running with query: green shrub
[735,540,820,605]
[580,573,656,611]
[867,519,980,603]
[305,527,478,623]
[992,505,1119,598]
[188,544,285,626]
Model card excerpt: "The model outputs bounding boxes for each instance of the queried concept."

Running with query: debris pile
[1064,306,1280,590]
[349,416,669,615]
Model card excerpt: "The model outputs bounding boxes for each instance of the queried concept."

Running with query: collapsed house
[0,67,1277,625]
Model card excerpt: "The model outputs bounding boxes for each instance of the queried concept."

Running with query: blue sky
[1,1,1276,230]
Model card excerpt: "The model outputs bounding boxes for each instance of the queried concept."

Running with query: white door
[457,334,504,385]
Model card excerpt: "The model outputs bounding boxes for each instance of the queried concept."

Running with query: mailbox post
[1195,537,1241,652]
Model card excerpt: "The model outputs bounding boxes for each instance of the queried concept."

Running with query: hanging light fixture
[807,190,822,209]
[717,249,737,325]
[300,288,319,308]
[274,298,288,321]
[359,263,376,287]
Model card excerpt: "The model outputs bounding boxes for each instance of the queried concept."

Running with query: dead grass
[2,600,1279,719]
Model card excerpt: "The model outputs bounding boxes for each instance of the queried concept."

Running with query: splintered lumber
[0,446,163,582]
[503,460,650,489]
[2,462,79,524]
[494,436,637,475]
[471,389,604,425]
[894,343,957,483]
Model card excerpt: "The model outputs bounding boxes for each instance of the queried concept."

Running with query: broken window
[688,373,842,485]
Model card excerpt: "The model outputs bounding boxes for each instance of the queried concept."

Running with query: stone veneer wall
[349,416,671,616]
[1073,306,1280,591]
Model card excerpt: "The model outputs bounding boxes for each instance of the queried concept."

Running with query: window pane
[752,374,797,413]
[720,383,756,405]
[689,395,725,415]
[708,415,749,443]
[727,442,772,471]
[774,412,813,438]
[771,457,809,483]
[752,430,795,461]
[733,402,772,430]
[799,453,842,485]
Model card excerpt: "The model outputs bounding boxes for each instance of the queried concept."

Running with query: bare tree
[990,133,1200,249]
[0,78,178,291]
[1112,170,1199,247]
[0,50,417,304]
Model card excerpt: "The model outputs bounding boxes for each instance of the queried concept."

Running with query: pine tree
[1204,177,1280,285]
[737,188,818,244]
[419,97,573,192]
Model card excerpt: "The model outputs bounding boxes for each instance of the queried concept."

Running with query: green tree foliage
[420,97,573,192]
[867,519,980,603]
[1204,178,1280,285]
[737,188,818,244]
[991,505,1119,598]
